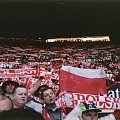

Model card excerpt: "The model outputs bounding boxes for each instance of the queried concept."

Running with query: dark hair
[40,87,54,100]
[34,85,49,97]
[0,108,45,120]
[2,81,19,94]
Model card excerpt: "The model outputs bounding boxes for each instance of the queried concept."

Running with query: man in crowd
[1,75,47,113]
[26,84,49,113]
[12,85,28,108]
[34,84,49,101]
[0,92,13,112]
[41,87,66,120]
[12,85,44,112]
[65,102,120,120]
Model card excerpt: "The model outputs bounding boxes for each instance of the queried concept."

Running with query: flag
[59,66,107,94]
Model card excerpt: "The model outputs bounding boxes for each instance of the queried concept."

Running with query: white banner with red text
[56,92,120,110]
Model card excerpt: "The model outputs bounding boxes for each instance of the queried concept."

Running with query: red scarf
[42,107,50,120]
[42,106,66,120]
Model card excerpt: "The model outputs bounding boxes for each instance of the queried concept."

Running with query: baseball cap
[80,102,102,113]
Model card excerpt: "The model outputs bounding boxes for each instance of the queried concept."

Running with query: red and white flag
[59,66,107,94]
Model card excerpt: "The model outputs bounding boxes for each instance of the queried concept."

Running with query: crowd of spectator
[0,42,119,87]
[0,41,120,119]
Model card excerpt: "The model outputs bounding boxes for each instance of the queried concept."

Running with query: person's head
[0,94,13,112]
[82,111,99,120]
[34,84,49,98]
[12,85,28,108]
[41,87,56,105]
[2,81,19,95]
[0,108,45,120]
[114,70,120,82]
[80,102,101,120]
[53,84,59,93]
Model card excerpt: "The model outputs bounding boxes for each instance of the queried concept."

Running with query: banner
[0,68,40,77]
[107,83,120,98]
[59,66,107,94]
[56,92,120,110]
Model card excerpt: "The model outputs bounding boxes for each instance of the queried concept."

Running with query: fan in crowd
[0,93,13,112]
[2,80,19,99]
[11,85,42,112]
[41,87,67,120]
[26,84,49,113]
[1,76,44,99]
[12,85,28,109]
[65,102,120,120]
[0,43,120,120]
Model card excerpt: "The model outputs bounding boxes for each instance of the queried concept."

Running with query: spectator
[12,85,28,109]
[53,83,59,94]
[1,77,45,112]
[41,87,66,120]
[0,108,45,120]
[34,84,49,101]
[114,70,120,82]
[26,84,49,113]
[0,93,13,112]
[2,80,19,99]
[65,102,120,120]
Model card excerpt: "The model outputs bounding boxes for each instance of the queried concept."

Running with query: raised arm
[28,76,44,95]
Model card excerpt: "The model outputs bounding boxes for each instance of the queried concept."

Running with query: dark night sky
[0,0,120,42]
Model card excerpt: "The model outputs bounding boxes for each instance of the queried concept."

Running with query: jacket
[42,106,66,120]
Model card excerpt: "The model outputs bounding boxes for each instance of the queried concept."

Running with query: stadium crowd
[0,41,120,120]
[0,42,119,85]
